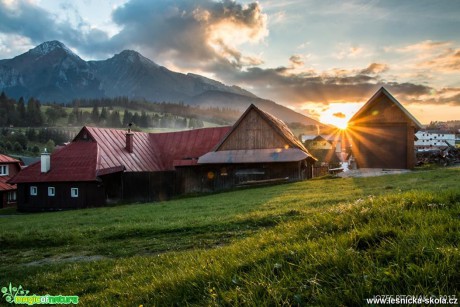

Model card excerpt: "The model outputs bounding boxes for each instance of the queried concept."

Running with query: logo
[1,283,78,305]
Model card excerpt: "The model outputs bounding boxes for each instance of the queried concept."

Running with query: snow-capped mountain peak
[29,40,78,57]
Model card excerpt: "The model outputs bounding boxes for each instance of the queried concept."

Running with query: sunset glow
[319,102,363,130]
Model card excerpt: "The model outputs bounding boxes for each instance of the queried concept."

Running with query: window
[30,186,38,196]
[48,187,55,197]
[71,188,79,198]
[0,165,8,176]
[7,191,16,202]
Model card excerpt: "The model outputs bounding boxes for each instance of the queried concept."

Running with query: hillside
[1,167,459,305]
[0,41,323,126]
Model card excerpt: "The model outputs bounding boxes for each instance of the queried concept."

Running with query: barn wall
[354,95,413,125]
[350,124,408,169]
[218,109,288,150]
[178,162,309,194]
[121,172,175,202]
[349,94,418,169]
[17,182,105,212]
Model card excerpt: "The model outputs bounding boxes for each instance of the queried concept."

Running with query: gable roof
[213,104,311,153]
[0,154,22,191]
[0,154,21,164]
[152,127,231,169]
[10,126,231,183]
[9,141,99,183]
[349,87,423,129]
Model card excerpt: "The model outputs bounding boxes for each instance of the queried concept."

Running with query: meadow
[0,167,459,306]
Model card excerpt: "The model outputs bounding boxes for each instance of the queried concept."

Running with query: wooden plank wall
[218,109,288,150]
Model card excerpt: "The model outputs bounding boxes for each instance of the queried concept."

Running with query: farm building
[177,104,317,193]
[347,87,422,169]
[10,104,316,211]
[0,154,23,208]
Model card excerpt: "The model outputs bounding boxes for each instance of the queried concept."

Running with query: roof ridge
[350,87,423,129]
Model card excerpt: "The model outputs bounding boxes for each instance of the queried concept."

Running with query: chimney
[126,123,134,153]
[41,148,51,173]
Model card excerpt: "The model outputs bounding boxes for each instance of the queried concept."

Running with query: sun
[319,102,362,130]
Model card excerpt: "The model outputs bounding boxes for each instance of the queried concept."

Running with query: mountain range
[0,40,322,125]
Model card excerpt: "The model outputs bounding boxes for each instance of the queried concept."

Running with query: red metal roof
[152,127,231,170]
[10,141,98,183]
[11,126,231,183]
[0,154,21,164]
[0,176,16,191]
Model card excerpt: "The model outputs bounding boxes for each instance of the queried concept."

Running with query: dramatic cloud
[223,60,434,109]
[111,0,268,69]
[0,0,115,57]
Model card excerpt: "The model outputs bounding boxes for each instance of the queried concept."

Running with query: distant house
[348,87,422,169]
[0,154,23,208]
[415,130,456,151]
[10,104,316,211]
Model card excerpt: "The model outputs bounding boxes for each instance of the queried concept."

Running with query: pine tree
[91,103,100,124]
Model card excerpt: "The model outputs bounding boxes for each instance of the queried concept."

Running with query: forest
[0,92,241,156]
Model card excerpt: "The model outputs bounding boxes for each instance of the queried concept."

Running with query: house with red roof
[10,104,316,211]
[0,154,23,208]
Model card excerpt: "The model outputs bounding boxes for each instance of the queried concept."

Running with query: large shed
[347,87,422,169]
[176,104,316,193]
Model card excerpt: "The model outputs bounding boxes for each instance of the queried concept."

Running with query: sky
[0,0,460,127]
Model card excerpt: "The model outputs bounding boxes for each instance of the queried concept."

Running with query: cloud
[289,55,304,68]
[0,0,116,57]
[333,112,346,118]
[0,0,268,65]
[394,40,451,54]
[419,48,460,72]
[223,59,434,108]
[111,0,268,70]
[361,63,389,75]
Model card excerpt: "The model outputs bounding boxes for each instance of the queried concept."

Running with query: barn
[177,104,316,193]
[10,104,316,211]
[347,87,422,169]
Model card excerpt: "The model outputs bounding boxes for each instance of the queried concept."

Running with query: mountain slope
[0,41,321,125]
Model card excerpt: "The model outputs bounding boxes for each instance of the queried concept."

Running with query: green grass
[1,167,459,306]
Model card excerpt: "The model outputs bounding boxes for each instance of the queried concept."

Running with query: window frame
[0,165,8,176]
[30,186,38,196]
[48,187,55,197]
[70,188,79,198]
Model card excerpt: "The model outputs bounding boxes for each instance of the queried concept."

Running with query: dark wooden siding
[349,95,417,169]
[351,124,407,169]
[121,172,175,202]
[218,109,288,150]
[17,182,105,212]
[177,162,309,194]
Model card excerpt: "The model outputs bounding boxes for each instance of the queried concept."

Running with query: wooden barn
[177,104,316,193]
[0,154,23,208]
[10,104,316,211]
[347,87,422,169]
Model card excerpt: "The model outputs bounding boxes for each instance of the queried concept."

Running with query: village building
[10,104,316,212]
[347,87,422,169]
[0,154,23,208]
[414,130,456,152]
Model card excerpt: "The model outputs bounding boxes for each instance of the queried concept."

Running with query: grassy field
[0,167,459,305]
